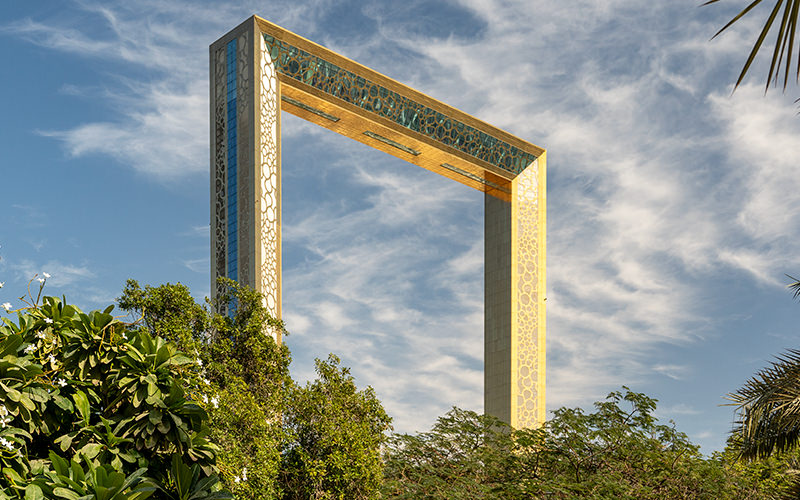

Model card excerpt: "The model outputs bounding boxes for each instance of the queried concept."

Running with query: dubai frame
[210,16,546,428]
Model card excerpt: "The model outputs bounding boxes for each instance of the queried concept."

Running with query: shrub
[0,290,230,499]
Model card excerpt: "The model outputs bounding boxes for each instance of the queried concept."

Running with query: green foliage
[281,355,392,500]
[120,279,290,498]
[716,444,800,499]
[382,388,765,499]
[119,279,391,500]
[381,408,514,499]
[0,291,229,499]
[151,455,230,500]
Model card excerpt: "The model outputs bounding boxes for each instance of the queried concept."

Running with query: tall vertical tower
[210,16,546,428]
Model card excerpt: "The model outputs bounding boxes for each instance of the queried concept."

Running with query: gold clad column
[485,154,546,428]
[255,24,282,339]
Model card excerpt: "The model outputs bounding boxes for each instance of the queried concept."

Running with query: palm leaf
[706,0,800,91]
[787,274,800,300]
[728,276,800,460]
[728,349,800,459]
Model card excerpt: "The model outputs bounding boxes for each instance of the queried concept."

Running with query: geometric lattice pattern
[236,33,251,289]
[258,34,281,335]
[212,45,228,308]
[512,157,546,427]
[210,16,546,428]
[262,35,538,176]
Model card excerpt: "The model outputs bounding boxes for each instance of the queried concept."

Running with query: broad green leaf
[79,443,103,459]
[55,432,74,452]
[2,467,24,483]
[73,391,90,426]
[52,487,80,500]
[2,383,22,402]
[19,395,35,412]
[24,387,50,403]
[0,336,23,357]
[53,395,74,412]
[148,409,162,425]
[24,484,43,500]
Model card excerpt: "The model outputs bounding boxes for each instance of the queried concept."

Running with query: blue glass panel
[226,39,238,291]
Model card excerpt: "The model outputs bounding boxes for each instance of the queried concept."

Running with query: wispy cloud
[653,364,690,381]
[11,259,94,287]
[183,258,209,274]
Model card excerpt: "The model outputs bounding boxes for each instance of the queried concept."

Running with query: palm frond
[728,349,800,459]
[786,274,800,300]
[706,0,800,92]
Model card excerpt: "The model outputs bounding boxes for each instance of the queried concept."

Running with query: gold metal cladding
[363,131,421,156]
[441,163,510,194]
[511,156,546,427]
[281,95,339,122]
[253,15,542,199]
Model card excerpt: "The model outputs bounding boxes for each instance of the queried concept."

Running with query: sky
[2,0,800,454]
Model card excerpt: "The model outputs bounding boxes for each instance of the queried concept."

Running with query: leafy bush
[0,289,230,499]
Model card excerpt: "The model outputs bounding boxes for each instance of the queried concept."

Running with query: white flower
[47,354,56,365]
[201,377,210,385]
[201,394,208,404]
[24,345,36,354]
[44,318,53,324]
[1,303,11,312]
[37,278,44,284]
[234,475,240,483]
[241,467,247,481]
[56,378,67,387]
[0,282,4,289]
[42,272,50,279]
[211,396,219,409]
[36,331,46,339]
[196,358,203,367]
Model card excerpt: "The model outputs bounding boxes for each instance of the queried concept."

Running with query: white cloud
[12,259,94,287]
[183,258,209,273]
[652,364,690,381]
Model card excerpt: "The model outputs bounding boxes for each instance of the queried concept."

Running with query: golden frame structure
[210,16,546,428]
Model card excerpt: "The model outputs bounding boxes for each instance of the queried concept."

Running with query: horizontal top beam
[251,16,544,196]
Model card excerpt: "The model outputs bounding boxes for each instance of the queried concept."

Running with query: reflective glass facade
[226,39,238,283]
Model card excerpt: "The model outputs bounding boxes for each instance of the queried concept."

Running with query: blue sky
[3,0,800,454]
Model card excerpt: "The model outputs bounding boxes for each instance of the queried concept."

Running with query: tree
[120,279,293,498]
[280,355,392,500]
[706,0,800,92]
[382,388,767,499]
[718,442,800,498]
[726,278,800,459]
[119,279,391,500]
[727,348,800,461]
